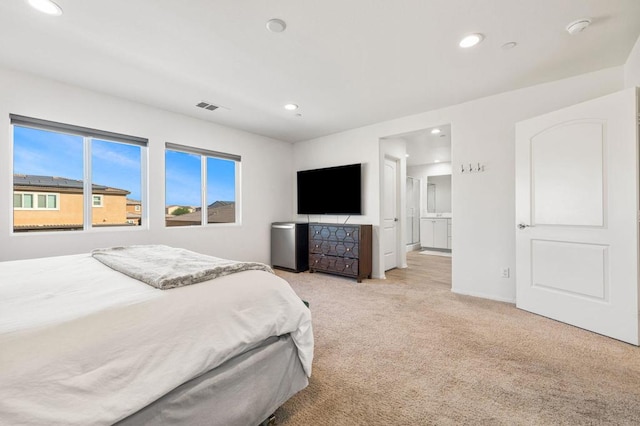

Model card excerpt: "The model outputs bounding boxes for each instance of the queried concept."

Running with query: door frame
[380,152,404,277]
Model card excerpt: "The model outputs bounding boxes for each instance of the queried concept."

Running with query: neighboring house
[166,201,235,226]
[126,198,142,225]
[13,174,131,231]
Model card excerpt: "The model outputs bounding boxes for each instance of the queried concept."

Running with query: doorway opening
[381,124,452,281]
[405,124,452,256]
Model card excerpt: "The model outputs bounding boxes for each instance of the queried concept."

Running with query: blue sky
[165,150,235,206]
[14,126,236,207]
[14,126,142,201]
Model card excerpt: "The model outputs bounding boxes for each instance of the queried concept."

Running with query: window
[11,115,147,232]
[134,205,141,212]
[165,143,240,227]
[14,192,59,209]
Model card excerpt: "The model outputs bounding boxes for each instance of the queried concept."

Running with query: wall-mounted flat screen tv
[297,163,362,215]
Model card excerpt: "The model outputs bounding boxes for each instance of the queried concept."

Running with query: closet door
[515,88,639,344]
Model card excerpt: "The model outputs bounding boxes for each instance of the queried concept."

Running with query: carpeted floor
[274,252,640,425]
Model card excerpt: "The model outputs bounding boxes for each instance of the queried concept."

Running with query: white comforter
[0,254,313,426]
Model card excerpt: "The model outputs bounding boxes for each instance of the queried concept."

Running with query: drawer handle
[346,232,350,236]
[315,245,319,248]
[346,264,350,268]
[346,248,350,252]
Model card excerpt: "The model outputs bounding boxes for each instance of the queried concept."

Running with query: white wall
[624,35,640,88]
[407,162,452,180]
[293,66,623,302]
[0,67,293,263]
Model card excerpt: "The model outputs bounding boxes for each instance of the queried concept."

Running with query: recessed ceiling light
[434,160,441,163]
[284,103,298,111]
[431,128,441,134]
[405,154,410,158]
[27,0,63,16]
[501,41,518,50]
[459,33,484,48]
[266,18,287,33]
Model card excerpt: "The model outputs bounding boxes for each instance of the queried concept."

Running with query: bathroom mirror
[426,174,451,213]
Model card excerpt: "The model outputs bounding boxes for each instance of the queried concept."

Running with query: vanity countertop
[422,213,452,219]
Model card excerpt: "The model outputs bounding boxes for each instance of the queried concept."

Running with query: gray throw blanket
[91,245,273,290]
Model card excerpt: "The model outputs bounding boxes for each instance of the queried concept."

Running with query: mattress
[0,253,313,425]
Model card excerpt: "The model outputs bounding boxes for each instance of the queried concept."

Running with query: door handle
[394,218,398,222]
[518,223,530,230]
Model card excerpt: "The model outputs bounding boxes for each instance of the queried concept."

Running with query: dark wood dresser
[308,223,372,282]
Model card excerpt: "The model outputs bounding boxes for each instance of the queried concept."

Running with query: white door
[515,88,639,344]
[383,157,398,271]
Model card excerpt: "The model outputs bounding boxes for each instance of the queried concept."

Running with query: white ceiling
[1,1,639,143]
[402,125,452,167]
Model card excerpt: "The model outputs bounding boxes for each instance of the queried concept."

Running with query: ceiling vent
[196,101,219,111]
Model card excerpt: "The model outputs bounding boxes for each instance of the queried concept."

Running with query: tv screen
[297,164,362,215]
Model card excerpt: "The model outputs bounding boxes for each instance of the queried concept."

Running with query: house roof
[208,201,234,208]
[13,174,130,196]
[13,223,83,232]
[167,202,235,224]
[0,1,639,142]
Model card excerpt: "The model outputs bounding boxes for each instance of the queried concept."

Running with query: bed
[0,246,313,425]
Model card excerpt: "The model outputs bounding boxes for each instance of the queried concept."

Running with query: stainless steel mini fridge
[271,222,309,272]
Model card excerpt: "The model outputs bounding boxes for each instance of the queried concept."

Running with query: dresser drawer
[309,224,360,242]
[309,254,358,277]
[309,239,359,258]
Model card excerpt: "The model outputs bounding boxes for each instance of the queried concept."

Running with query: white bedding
[0,255,160,334]
[0,253,313,426]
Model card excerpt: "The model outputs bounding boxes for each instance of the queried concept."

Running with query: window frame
[165,142,241,228]
[11,115,148,233]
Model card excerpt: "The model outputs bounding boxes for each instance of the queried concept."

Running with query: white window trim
[13,191,60,211]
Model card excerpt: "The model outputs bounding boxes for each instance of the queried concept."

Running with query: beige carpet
[274,252,640,425]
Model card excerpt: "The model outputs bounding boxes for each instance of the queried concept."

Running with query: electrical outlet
[501,267,510,278]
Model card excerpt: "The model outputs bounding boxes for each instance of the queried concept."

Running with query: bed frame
[116,335,307,426]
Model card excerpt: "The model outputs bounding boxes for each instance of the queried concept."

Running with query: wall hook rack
[460,162,485,173]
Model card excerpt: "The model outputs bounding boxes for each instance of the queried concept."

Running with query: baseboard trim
[451,287,515,304]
